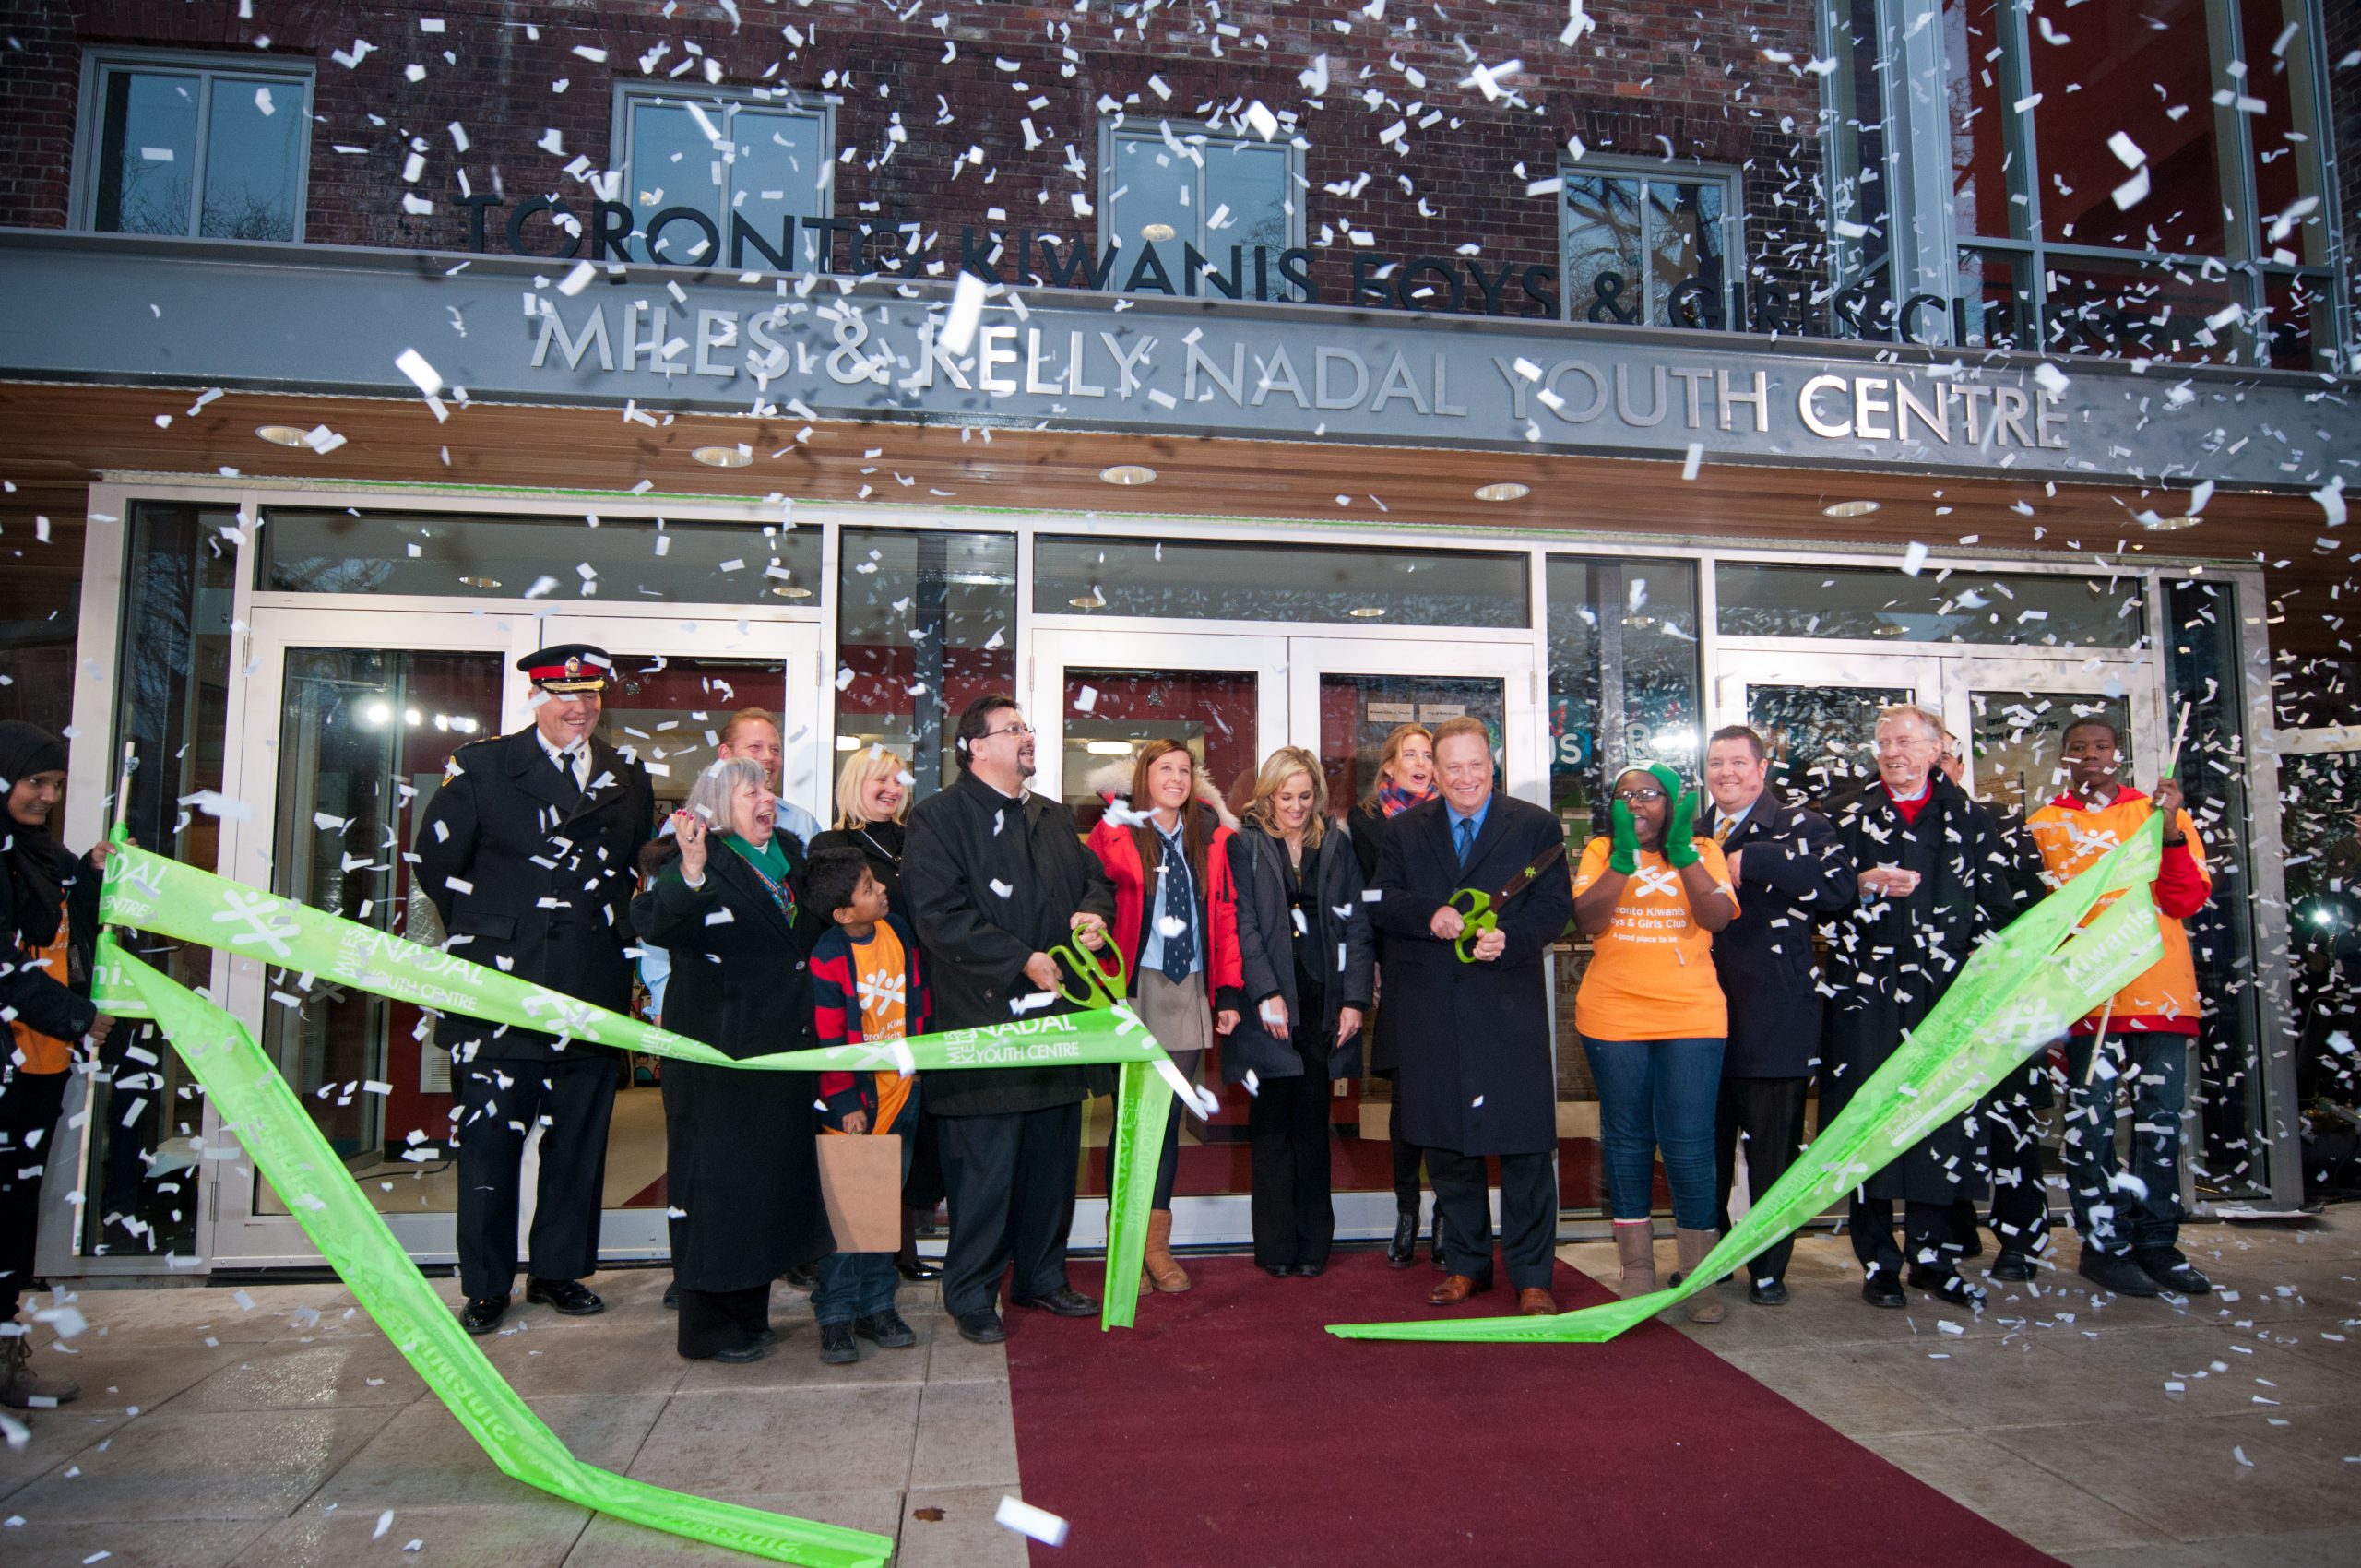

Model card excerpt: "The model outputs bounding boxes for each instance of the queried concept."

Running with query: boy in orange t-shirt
[2024,719,2213,1299]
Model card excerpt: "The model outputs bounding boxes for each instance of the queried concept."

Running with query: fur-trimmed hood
[1086,758,1240,829]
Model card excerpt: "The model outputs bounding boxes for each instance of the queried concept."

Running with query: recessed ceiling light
[255,424,310,446]
[1622,613,1658,630]
[836,735,860,751]
[457,575,504,589]
[769,584,813,598]
[1098,464,1157,486]
[1822,499,1881,517]
[1140,223,1178,244]
[692,445,752,468]
[2140,513,2201,531]
[1347,606,1387,619]
[1085,740,1136,756]
[1068,592,1108,610]
[1474,481,1530,502]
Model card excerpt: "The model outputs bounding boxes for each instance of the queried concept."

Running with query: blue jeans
[1581,1035,1725,1231]
[2061,1032,2189,1256]
[813,1090,919,1327]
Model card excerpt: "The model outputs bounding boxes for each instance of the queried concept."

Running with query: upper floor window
[77,50,314,242]
[613,84,832,268]
[1099,121,1299,294]
[1559,158,1743,329]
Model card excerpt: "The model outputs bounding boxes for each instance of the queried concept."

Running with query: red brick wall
[0,1,1832,321]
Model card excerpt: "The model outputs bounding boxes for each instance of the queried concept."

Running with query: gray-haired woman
[632,757,830,1361]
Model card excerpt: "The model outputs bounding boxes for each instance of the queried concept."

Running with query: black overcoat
[1709,789,1857,1078]
[900,771,1117,1117]
[808,820,905,909]
[1347,805,1412,1076]
[1819,775,2028,1204]
[1224,822,1375,1084]
[1370,794,1573,1157]
[415,727,654,1061]
[630,843,830,1290]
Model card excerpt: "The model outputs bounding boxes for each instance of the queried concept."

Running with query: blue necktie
[1158,833,1195,981]
[1453,815,1476,868]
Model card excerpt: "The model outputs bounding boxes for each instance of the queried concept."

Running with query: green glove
[1608,799,1640,875]
[1662,788,1701,868]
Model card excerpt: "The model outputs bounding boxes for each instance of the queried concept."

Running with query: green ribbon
[1327,811,2169,1343]
[95,842,1180,1561]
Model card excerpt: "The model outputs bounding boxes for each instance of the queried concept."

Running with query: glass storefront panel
[1037,536,1528,629]
[2279,750,2361,1181]
[2026,0,2222,255]
[2043,255,2239,366]
[1750,682,1915,801]
[1716,563,2143,648]
[835,528,1017,803]
[1964,687,2130,820]
[1054,667,1261,831]
[89,501,238,1260]
[1941,0,2016,243]
[259,508,824,605]
[1546,556,1702,827]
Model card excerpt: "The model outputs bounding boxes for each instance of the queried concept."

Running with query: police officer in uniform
[418,645,655,1335]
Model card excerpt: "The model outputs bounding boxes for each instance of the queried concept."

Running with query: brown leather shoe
[1427,1272,1492,1306]
[1517,1288,1557,1316]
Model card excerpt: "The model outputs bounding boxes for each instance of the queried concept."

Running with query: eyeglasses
[981,722,1035,739]
[1612,788,1667,803]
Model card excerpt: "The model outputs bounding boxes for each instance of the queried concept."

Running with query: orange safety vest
[2023,788,2209,1036]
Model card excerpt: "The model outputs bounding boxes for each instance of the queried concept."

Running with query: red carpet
[1004,1253,2058,1568]
[1079,1134,1671,1209]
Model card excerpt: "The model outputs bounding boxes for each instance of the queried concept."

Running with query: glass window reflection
[88,59,309,241]
[1038,536,1526,629]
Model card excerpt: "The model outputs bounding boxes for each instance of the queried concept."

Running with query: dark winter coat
[630,841,830,1290]
[415,727,654,1060]
[900,770,1117,1117]
[1707,788,1857,1078]
[1820,774,2030,1205]
[808,819,905,909]
[1223,822,1376,1084]
[1370,793,1574,1158]
[1347,804,1415,1076]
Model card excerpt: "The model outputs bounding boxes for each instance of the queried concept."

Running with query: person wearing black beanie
[0,720,114,1418]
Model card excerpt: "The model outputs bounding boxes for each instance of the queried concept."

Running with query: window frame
[610,81,836,268]
[1096,116,1307,277]
[70,46,317,243]
[1554,152,1746,330]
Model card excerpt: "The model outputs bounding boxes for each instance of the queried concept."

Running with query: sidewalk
[3,1209,2355,1567]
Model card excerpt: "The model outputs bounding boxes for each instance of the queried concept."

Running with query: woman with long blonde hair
[1083,740,1241,1294]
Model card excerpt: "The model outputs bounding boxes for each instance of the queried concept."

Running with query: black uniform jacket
[1370,793,1573,1158]
[1708,789,1857,1078]
[631,843,829,1289]
[1819,773,2028,1204]
[900,770,1117,1117]
[415,727,654,1060]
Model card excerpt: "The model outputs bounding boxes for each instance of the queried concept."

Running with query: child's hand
[840,1109,870,1135]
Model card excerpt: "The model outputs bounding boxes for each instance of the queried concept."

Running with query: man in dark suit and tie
[1701,724,1857,1305]
[1371,717,1574,1316]
[417,644,655,1336]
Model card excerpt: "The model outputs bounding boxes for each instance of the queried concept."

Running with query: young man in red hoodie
[2025,719,2213,1299]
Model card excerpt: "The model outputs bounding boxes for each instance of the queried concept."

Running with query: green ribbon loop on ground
[95,841,1181,1560]
[1327,812,2168,1344]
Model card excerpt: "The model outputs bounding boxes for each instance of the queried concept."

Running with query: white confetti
[941,271,987,355]
[995,1495,1070,1547]
[373,1511,394,1540]
[1901,542,1929,576]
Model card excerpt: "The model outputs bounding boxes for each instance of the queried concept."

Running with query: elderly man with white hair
[1820,704,2030,1312]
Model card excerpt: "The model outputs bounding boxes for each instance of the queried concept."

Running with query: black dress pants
[936,1100,1082,1318]
[1388,1098,1423,1212]
[1849,1195,1954,1277]
[677,1283,771,1359]
[0,1070,69,1322]
[904,1108,946,1215]
[1983,1068,2054,1258]
[452,1054,617,1301]
[1428,1146,1557,1290]
[1248,1054,1335,1268]
[1714,1075,1810,1285]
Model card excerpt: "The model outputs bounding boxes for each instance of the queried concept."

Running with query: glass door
[207,608,824,1267]
[1714,650,1943,802]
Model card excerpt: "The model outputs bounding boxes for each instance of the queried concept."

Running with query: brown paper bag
[815,1134,903,1253]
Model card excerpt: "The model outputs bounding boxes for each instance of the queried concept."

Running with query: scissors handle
[1446,888,1497,965]
[1049,935,1125,1010]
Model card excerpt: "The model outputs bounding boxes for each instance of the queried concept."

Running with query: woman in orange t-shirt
[1571,764,1738,1319]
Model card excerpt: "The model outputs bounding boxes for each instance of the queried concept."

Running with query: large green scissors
[1445,840,1568,963]
[1049,924,1128,1008]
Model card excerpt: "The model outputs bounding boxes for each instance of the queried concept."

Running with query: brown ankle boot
[1144,1209,1192,1293]
[1613,1222,1658,1299]
[1677,1228,1726,1323]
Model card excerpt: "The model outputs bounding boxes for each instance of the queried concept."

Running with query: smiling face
[2062,721,2123,797]
[6,768,65,828]
[967,707,1036,788]
[729,776,779,846]
[1874,711,1940,797]
[1435,731,1493,816]
[1270,768,1316,836]
[842,864,890,925]
[530,686,601,750]
[718,718,784,792]
[858,763,907,824]
[1613,769,1669,849]
[1388,732,1436,795]
[1703,738,1766,815]
[1145,747,1195,814]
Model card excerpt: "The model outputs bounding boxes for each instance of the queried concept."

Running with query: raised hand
[1662,789,1701,869]
[1608,799,1640,874]
[673,809,708,882]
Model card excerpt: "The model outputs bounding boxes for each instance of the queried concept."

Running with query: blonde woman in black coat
[1226,747,1375,1277]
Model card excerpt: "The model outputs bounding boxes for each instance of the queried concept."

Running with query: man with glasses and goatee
[900,695,1116,1347]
